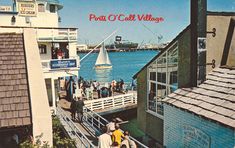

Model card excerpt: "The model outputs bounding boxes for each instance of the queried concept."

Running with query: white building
[77,44,88,51]
[0,0,80,111]
[0,0,80,146]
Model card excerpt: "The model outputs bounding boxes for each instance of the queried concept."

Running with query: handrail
[56,106,97,148]
[0,26,77,41]
[83,106,149,148]
[0,25,78,29]
[84,92,137,111]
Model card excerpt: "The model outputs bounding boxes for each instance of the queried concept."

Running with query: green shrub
[20,116,75,148]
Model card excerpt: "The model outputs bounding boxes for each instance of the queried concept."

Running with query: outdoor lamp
[58,16,61,22]
[11,16,16,23]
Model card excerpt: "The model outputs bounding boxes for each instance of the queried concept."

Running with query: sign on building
[17,1,36,16]
[183,125,210,148]
[0,6,12,12]
[50,59,77,69]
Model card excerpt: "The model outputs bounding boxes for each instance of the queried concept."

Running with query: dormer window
[38,4,45,12]
[49,4,56,13]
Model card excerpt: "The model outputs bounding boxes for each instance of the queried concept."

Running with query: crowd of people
[65,77,138,147]
[78,76,135,99]
[98,119,137,148]
[58,76,137,102]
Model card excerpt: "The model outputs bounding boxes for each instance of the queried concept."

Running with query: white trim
[146,110,164,120]
[146,41,179,117]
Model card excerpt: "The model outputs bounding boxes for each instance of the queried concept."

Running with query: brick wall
[164,104,235,148]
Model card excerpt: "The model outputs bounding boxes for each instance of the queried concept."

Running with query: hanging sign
[50,59,77,69]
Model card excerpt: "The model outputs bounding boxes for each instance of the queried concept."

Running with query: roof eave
[132,24,191,79]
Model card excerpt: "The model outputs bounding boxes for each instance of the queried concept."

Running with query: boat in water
[95,44,112,69]
[105,36,138,51]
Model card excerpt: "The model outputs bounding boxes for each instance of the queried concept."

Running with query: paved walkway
[57,91,137,147]
[57,102,98,147]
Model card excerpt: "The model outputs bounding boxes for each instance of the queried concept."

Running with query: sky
[1,0,235,45]
[59,0,191,45]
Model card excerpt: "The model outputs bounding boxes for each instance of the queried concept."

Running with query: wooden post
[190,0,207,86]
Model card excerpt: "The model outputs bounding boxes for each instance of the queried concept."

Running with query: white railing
[84,92,137,111]
[56,106,97,148]
[41,56,80,71]
[98,82,136,91]
[35,28,77,42]
[83,106,149,148]
[0,26,77,42]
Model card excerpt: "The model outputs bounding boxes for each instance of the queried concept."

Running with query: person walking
[98,126,112,148]
[112,124,124,146]
[67,76,75,101]
[106,118,116,135]
[76,97,84,123]
[130,79,136,91]
[121,131,137,148]
[97,82,101,98]
[70,97,77,121]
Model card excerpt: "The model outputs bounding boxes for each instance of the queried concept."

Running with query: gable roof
[132,25,191,79]
[163,67,235,129]
[0,33,32,128]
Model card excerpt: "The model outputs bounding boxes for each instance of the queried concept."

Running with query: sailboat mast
[80,29,118,62]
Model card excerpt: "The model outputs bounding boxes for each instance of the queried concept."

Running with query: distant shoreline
[77,48,163,53]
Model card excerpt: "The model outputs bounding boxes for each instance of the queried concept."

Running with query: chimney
[190,0,207,86]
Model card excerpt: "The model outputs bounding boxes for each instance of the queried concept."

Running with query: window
[147,42,178,117]
[39,44,47,54]
[150,72,156,81]
[148,82,156,112]
[38,4,45,12]
[157,72,166,83]
[49,4,56,13]
[45,79,53,107]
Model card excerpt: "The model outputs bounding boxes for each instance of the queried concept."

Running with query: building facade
[163,67,235,148]
[133,12,235,146]
[0,0,81,146]
[0,0,80,112]
[162,12,235,148]
[133,26,191,145]
[0,31,53,146]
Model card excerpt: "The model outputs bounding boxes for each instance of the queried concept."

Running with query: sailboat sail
[105,48,111,65]
[95,45,112,66]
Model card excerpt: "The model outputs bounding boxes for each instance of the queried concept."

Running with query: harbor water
[78,50,158,83]
[79,50,158,143]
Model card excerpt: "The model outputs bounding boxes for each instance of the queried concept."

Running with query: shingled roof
[163,67,235,129]
[0,33,31,128]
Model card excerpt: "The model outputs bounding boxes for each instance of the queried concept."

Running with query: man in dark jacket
[70,97,77,121]
[76,97,84,123]
[67,76,76,101]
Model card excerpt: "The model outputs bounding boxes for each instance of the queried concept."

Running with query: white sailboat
[95,44,112,69]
